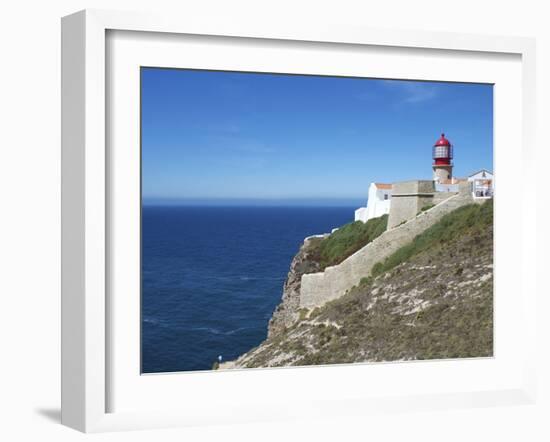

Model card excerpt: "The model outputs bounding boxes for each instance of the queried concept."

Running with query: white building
[354,182,392,223]
[468,169,494,199]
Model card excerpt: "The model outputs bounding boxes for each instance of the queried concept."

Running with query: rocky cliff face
[267,235,326,337]
[220,200,493,370]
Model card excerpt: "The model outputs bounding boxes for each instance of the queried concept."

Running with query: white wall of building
[355,183,392,223]
[468,170,494,198]
[368,183,392,219]
[468,169,494,182]
[434,182,460,192]
[354,207,368,222]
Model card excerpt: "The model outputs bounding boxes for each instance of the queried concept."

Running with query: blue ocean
[141,206,354,373]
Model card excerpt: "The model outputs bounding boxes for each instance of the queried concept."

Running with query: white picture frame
[61,9,538,433]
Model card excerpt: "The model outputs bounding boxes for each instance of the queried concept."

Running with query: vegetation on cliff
[371,200,493,278]
[306,214,388,272]
[223,200,493,369]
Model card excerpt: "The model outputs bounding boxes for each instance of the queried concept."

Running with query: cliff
[268,214,388,337]
[220,200,493,369]
[267,235,325,337]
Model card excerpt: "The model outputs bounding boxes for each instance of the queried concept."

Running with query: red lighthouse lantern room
[432,133,454,182]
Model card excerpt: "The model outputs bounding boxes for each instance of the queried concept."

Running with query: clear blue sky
[141,68,493,206]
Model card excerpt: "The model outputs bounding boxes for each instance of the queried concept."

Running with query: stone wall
[299,190,474,309]
[432,191,457,205]
[387,180,438,229]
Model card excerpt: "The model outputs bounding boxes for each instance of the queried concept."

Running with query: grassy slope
[306,214,388,272]
[237,200,493,368]
[371,200,493,278]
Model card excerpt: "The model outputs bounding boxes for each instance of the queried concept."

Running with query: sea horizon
[142,197,365,208]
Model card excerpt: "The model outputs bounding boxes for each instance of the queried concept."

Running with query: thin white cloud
[382,80,439,104]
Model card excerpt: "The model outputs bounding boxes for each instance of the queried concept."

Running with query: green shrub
[309,215,388,271]
[359,276,373,286]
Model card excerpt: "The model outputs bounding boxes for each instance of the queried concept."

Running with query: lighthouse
[432,133,453,182]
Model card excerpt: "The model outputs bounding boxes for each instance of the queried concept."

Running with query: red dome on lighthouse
[434,133,451,147]
[432,132,453,166]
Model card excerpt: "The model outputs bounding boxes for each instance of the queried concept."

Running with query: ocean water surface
[142,206,353,373]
